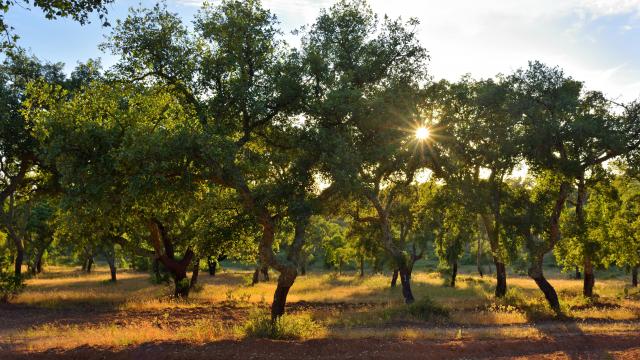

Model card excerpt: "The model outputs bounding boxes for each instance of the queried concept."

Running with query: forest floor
[1,266,639,359]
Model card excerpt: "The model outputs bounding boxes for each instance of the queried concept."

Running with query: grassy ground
[1,265,640,358]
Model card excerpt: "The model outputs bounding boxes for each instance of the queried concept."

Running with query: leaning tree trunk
[390,269,399,288]
[147,220,194,299]
[450,260,458,287]
[583,256,595,297]
[632,265,638,287]
[529,257,560,313]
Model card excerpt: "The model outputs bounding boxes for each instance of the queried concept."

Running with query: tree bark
[147,220,194,299]
[477,232,484,278]
[583,256,595,297]
[252,267,260,285]
[632,265,638,287]
[494,258,507,297]
[107,257,117,282]
[14,245,23,277]
[207,256,217,276]
[575,267,581,279]
[190,258,200,289]
[85,257,94,273]
[398,265,415,304]
[450,260,458,287]
[261,265,269,281]
[359,256,365,277]
[390,269,399,288]
[529,259,560,313]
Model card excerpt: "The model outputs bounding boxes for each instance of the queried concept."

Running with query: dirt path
[1,333,639,360]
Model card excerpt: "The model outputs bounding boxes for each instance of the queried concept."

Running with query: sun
[415,126,430,140]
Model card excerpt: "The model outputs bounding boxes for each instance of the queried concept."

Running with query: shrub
[242,310,324,340]
[383,296,449,322]
[0,271,25,303]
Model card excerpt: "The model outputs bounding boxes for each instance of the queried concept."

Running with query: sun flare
[415,126,430,140]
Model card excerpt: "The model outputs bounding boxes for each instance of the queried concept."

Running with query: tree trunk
[632,265,638,287]
[529,259,560,313]
[398,266,415,304]
[271,281,292,319]
[252,267,260,285]
[173,270,189,298]
[190,258,200,289]
[261,265,269,281]
[575,267,581,279]
[300,262,306,276]
[390,269,398,288]
[450,260,458,287]
[153,258,161,279]
[583,256,595,297]
[477,233,483,278]
[494,258,507,297]
[359,256,365,277]
[86,257,94,273]
[107,257,117,282]
[13,236,24,277]
[147,220,194,299]
[35,256,43,274]
[207,256,217,276]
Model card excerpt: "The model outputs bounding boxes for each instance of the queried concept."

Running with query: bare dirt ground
[1,302,639,359]
[1,334,640,359]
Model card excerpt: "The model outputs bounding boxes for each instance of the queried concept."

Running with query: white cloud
[172,0,640,101]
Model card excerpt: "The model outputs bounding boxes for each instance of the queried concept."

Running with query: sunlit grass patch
[242,310,326,340]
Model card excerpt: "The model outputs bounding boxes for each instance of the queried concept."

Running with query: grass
[5,264,640,351]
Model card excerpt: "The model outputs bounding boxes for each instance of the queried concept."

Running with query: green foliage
[382,296,449,322]
[242,310,324,340]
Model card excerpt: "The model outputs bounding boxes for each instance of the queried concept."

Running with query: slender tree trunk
[583,256,595,297]
[360,256,365,277]
[261,265,269,281]
[477,234,483,278]
[494,258,507,297]
[632,265,638,287]
[207,256,217,276]
[107,257,117,282]
[252,267,260,285]
[13,237,23,277]
[450,260,458,287]
[390,269,399,288]
[153,258,161,279]
[190,258,200,289]
[300,262,306,276]
[398,265,415,304]
[35,256,43,274]
[575,267,581,279]
[86,257,94,273]
[529,259,560,313]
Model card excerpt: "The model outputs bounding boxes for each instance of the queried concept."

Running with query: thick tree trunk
[632,265,638,287]
[252,267,260,285]
[190,258,200,289]
[390,269,398,288]
[529,260,560,313]
[583,256,595,297]
[261,265,269,281]
[271,282,292,319]
[494,258,507,297]
[450,261,458,287]
[147,220,194,299]
[173,270,189,298]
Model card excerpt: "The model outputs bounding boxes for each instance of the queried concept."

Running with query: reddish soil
[1,334,639,359]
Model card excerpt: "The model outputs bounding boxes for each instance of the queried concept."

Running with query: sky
[7,0,640,101]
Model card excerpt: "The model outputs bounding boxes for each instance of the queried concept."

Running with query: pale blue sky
[8,0,640,101]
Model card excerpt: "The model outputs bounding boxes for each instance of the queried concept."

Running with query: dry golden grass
[5,265,640,351]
